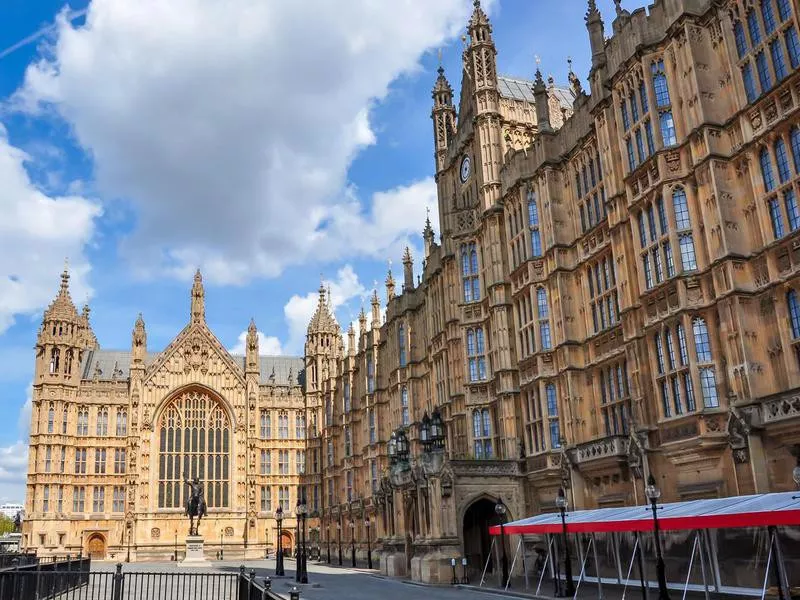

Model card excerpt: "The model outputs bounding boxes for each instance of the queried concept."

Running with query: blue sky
[0,0,645,501]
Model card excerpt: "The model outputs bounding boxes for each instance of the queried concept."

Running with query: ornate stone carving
[151,528,160,539]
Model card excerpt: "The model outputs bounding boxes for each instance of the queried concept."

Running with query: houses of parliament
[23,0,800,584]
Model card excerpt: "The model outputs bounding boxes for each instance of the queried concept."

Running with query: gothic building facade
[22,0,800,582]
[23,270,308,561]
[312,0,800,584]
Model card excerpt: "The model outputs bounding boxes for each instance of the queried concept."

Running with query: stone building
[23,269,307,561]
[313,0,800,585]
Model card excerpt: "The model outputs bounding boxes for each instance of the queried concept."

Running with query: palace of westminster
[21,0,800,583]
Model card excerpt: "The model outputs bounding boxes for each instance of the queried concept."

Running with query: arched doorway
[87,534,106,560]
[280,531,293,556]
[462,498,503,578]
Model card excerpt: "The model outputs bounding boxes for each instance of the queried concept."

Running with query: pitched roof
[79,349,304,385]
[497,75,574,110]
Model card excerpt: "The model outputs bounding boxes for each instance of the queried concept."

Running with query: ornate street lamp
[646,475,671,600]
[396,429,410,463]
[265,526,269,559]
[349,519,356,568]
[419,412,432,452]
[364,517,373,569]
[555,488,575,596]
[220,528,225,561]
[388,431,398,465]
[430,406,445,450]
[275,506,285,576]
[793,455,800,490]
[125,523,132,563]
[296,496,308,584]
[494,498,509,588]
[336,522,342,566]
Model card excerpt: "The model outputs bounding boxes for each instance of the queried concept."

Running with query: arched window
[672,188,697,271]
[278,412,289,439]
[344,427,351,457]
[775,139,791,183]
[296,413,306,439]
[47,405,54,434]
[157,390,230,509]
[778,0,792,21]
[788,290,800,339]
[734,21,748,58]
[343,381,351,413]
[116,409,128,436]
[77,408,89,436]
[748,10,762,46]
[401,386,410,426]
[691,318,718,409]
[692,318,712,362]
[760,147,776,192]
[460,243,480,302]
[96,407,108,436]
[472,409,492,458]
[466,328,487,382]
[761,0,776,34]
[49,348,60,374]
[398,324,407,367]
[61,408,68,435]
[528,191,542,257]
[64,349,73,375]
[537,288,552,350]
[791,127,800,174]
[545,383,561,449]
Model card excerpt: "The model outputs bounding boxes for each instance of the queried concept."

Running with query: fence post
[111,563,124,600]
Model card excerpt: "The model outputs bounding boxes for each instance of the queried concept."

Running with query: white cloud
[228,329,283,356]
[0,384,33,504]
[283,265,367,354]
[13,0,474,285]
[0,124,101,333]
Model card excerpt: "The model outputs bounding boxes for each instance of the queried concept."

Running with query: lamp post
[326,524,331,564]
[337,522,342,566]
[79,531,83,558]
[646,475,671,600]
[220,528,225,561]
[173,529,178,562]
[125,523,132,563]
[365,518,372,569]
[296,496,308,584]
[275,506,285,576]
[349,520,356,568]
[495,497,509,588]
[555,488,575,596]
[265,526,269,559]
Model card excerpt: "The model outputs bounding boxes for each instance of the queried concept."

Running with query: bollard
[263,576,271,590]
[111,563,124,600]
[289,584,301,600]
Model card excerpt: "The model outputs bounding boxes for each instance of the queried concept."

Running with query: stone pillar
[748,432,770,493]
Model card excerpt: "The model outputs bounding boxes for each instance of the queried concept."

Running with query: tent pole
[621,532,639,600]
[681,531,699,600]
[760,531,774,600]
[613,531,624,584]
[505,538,522,591]
[768,526,787,600]
[536,535,554,596]
[553,533,562,597]
[772,526,791,598]
[696,530,710,600]
[479,537,495,587]
[521,536,529,590]
[591,533,604,600]
[572,534,593,600]
[703,529,721,591]
[635,531,648,600]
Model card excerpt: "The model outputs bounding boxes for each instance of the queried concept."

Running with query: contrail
[0,7,88,60]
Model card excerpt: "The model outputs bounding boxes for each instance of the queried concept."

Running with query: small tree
[0,515,14,536]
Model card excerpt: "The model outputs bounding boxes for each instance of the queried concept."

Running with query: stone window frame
[572,144,607,233]
[757,129,800,241]
[586,252,620,335]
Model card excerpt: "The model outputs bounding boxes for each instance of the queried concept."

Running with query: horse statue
[185,477,207,536]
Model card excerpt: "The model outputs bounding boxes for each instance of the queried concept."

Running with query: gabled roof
[497,75,573,111]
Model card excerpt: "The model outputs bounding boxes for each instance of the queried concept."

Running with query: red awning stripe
[488,491,800,536]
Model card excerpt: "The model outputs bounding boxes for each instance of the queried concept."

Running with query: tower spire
[190,269,205,324]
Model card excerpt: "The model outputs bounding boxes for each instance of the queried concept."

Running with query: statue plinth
[181,535,209,566]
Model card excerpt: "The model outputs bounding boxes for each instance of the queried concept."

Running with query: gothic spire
[190,269,205,324]
[307,277,338,334]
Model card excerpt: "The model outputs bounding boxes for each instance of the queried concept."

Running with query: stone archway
[280,530,293,556]
[462,498,502,578]
[87,533,106,560]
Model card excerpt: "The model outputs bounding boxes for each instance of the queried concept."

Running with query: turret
[370,290,381,330]
[423,213,435,260]
[533,69,552,133]
[190,269,205,324]
[385,268,396,301]
[245,318,260,377]
[35,264,96,383]
[431,64,456,174]
[585,0,606,70]
[402,247,414,291]
[305,280,341,392]
[466,0,497,92]
[131,313,147,366]
[358,307,367,351]
[347,323,356,357]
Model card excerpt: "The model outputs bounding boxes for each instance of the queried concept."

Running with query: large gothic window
[158,390,231,509]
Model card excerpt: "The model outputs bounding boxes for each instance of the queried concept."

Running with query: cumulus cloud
[0,384,33,504]
[13,0,475,285]
[228,329,283,356]
[0,125,101,333]
[283,265,367,354]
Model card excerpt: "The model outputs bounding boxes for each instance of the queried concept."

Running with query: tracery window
[157,390,230,509]
[599,361,631,436]
[344,427,352,457]
[260,410,271,439]
[692,318,719,408]
[787,290,800,368]
[460,242,480,302]
[116,409,127,436]
[651,60,677,147]
[344,382,351,413]
[366,351,375,394]
[96,407,108,436]
[546,383,561,449]
[587,255,620,334]
[260,449,271,475]
[528,190,542,256]
[472,408,492,459]
[574,150,607,232]
[401,386,410,426]
[278,412,289,439]
[537,288,552,350]
[399,324,408,367]
[761,134,800,240]
[466,328,487,382]
[47,405,54,434]
[77,408,89,436]
[296,413,306,439]
[62,408,68,435]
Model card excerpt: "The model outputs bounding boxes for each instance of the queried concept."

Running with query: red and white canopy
[488,491,800,535]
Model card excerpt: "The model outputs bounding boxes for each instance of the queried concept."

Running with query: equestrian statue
[185,477,207,536]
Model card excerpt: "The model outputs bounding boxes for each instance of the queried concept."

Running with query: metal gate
[0,563,279,600]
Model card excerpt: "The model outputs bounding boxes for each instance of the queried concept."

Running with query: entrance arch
[280,531,293,556]
[87,534,106,560]
[462,497,506,577]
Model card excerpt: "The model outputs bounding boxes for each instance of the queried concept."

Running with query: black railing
[0,553,37,570]
[0,563,288,600]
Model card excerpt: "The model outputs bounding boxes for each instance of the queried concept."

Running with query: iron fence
[0,553,38,570]
[0,564,286,600]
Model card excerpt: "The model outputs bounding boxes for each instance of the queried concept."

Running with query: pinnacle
[194,268,202,282]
